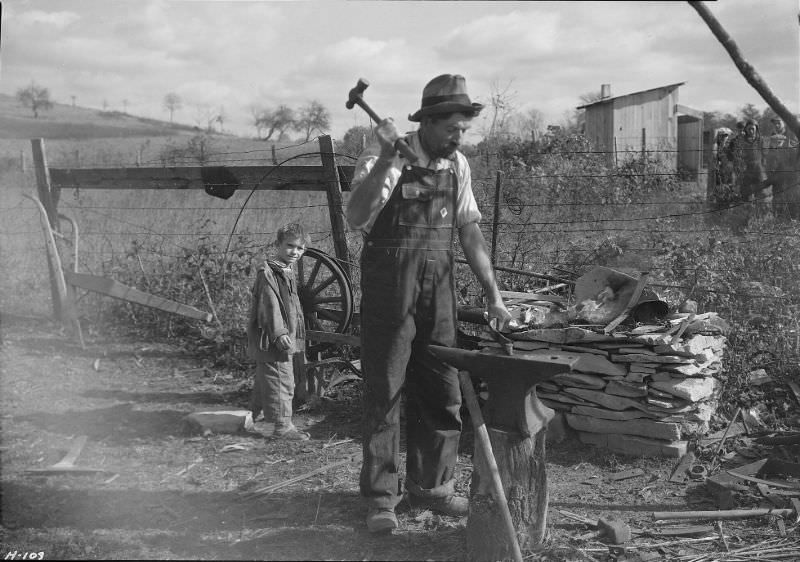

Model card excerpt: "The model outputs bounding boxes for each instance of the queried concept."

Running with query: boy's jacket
[246,260,305,362]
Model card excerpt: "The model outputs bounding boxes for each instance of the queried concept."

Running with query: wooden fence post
[318,135,350,278]
[31,138,63,319]
[491,171,502,267]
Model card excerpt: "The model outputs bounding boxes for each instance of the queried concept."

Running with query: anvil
[429,345,579,437]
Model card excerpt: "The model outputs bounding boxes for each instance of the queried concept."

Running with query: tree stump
[466,426,548,561]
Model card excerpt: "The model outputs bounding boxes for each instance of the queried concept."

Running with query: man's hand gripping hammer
[346,78,419,164]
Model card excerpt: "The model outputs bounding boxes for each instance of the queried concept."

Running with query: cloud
[437,10,561,61]
[16,9,80,29]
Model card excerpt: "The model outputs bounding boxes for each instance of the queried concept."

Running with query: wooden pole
[31,138,63,319]
[459,372,524,562]
[490,171,502,267]
[318,135,350,279]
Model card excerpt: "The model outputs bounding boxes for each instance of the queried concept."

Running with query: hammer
[346,78,419,164]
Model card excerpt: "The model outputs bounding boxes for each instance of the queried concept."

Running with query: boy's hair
[276,223,310,246]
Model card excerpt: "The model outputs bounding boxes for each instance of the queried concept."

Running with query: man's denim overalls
[359,159,463,509]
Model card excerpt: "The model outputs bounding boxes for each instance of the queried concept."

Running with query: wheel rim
[297,247,354,336]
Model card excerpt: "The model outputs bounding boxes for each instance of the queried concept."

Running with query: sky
[1,0,798,143]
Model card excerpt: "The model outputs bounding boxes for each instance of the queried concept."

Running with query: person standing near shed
[345,74,512,533]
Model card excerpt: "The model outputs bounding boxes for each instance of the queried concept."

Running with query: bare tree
[256,105,296,141]
[16,81,53,118]
[295,100,331,142]
[578,90,604,105]
[215,106,226,134]
[482,79,518,140]
[194,104,222,133]
[250,105,267,138]
[163,92,182,123]
[509,108,546,142]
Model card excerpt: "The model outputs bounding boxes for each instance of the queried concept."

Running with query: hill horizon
[0,92,247,141]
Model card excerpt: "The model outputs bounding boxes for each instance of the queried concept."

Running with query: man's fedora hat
[408,74,484,122]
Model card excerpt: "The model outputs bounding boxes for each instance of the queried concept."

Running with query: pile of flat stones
[479,312,729,457]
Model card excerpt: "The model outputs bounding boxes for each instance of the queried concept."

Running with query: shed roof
[576,82,686,110]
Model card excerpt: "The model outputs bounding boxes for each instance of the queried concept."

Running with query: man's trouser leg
[404,347,462,497]
[359,309,415,509]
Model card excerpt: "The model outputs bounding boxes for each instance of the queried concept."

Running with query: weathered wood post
[490,171,502,267]
[31,138,64,320]
[318,135,350,279]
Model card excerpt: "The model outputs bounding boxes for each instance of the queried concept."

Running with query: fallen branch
[709,407,741,473]
[653,507,795,521]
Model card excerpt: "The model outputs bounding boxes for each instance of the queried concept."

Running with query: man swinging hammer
[346,74,513,533]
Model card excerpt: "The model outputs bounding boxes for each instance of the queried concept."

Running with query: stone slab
[577,431,687,458]
[563,387,645,411]
[182,410,254,435]
[571,405,659,421]
[612,354,693,364]
[651,377,718,402]
[566,413,681,441]
[606,380,648,398]
[552,372,607,389]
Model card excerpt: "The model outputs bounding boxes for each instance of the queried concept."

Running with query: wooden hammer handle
[352,98,419,164]
[458,371,524,562]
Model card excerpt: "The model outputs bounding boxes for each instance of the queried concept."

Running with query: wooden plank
[305,330,360,347]
[48,164,356,191]
[64,271,212,323]
[669,451,696,483]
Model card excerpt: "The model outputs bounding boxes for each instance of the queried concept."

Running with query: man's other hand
[486,302,515,332]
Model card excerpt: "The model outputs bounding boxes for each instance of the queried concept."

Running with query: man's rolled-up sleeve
[455,153,482,228]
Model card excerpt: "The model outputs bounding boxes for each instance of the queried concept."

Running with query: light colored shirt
[349,131,482,233]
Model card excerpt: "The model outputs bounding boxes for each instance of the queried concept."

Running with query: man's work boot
[366,508,398,533]
[406,494,469,518]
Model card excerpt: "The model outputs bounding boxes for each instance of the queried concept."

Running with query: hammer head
[346,78,370,109]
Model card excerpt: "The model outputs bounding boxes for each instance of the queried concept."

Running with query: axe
[346,78,419,164]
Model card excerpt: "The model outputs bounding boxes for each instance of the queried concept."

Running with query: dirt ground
[1,314,797,561]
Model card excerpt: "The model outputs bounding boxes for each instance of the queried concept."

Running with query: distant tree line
[250,100,331,142]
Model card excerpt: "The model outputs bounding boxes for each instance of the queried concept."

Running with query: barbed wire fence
[0,134,798,378]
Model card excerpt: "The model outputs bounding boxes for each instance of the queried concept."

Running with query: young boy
[247,223,310,441]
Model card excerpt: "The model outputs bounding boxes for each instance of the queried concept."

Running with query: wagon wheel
[297,247,354,341]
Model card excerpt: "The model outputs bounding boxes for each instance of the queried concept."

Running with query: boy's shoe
[366,508,398,533]
[272,427,310,441]
[406,494,468,518]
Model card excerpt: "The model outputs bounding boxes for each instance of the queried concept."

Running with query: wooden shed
[578,83,703,177]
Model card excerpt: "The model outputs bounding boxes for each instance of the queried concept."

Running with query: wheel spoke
[311,274,337,295]
[305,258,322,288]
[316,308,343,322]
[313,296,346,306]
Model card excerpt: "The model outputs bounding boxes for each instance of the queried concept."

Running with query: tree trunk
[467,426,548,562]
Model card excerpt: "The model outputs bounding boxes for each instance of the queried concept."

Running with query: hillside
[0,92,205,140]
